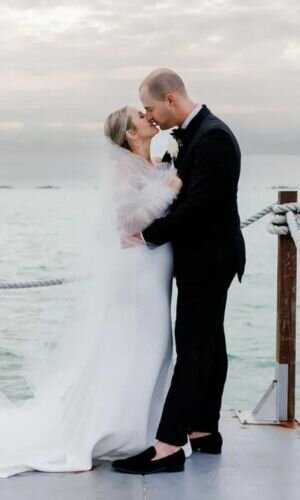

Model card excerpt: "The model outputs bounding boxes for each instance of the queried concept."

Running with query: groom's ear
[166,93,176,105]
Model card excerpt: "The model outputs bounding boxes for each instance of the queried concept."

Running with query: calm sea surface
[0,154,299,416]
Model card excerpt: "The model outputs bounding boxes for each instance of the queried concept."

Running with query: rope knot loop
[268,202,300,248]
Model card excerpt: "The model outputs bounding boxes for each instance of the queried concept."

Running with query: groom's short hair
[140,68,187,101]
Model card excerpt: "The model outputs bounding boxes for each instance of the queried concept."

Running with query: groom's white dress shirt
[181,103,202,129]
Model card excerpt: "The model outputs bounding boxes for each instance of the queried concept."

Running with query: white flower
[167,137,179,159]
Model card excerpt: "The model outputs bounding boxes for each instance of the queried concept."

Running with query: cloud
[0,0,299,176]
[0,121,24,130]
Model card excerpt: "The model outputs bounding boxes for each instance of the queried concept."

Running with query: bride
[0,106,183,478]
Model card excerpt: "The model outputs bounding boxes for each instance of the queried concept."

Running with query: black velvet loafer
[190,432,223,454]
[112,446,185,474]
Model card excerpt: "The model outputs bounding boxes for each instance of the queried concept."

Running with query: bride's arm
[117,164,182,240]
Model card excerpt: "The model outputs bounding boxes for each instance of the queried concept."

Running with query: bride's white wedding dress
[0,144,180,478]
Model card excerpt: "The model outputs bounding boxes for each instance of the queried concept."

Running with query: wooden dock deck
[1,411,299,500]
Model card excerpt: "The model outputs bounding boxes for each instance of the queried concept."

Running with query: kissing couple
[0,68,245,478]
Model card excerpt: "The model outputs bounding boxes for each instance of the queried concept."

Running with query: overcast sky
[0,0,299,183]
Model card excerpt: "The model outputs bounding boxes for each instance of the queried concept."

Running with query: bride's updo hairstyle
[104,107,135,151]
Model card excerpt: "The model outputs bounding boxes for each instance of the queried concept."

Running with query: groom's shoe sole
[190,432,223,454]
[112,464,184,475]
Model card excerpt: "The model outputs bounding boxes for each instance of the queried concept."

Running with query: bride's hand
[121,232,144,249]
[168,174,183,192]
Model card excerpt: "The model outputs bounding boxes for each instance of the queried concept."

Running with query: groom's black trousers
[155,252,237,446]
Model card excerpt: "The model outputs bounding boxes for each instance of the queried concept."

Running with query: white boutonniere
[167,137,180,160]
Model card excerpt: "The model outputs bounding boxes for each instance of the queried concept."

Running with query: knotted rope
[267,203,300,250]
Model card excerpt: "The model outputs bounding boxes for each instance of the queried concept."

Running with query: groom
[112,68,246,474]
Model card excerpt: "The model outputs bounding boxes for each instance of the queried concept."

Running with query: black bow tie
[170,127,186,143]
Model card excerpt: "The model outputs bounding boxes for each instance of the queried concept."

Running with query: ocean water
[0,154,299,417]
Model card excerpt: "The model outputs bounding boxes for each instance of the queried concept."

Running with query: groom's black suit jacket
[142,105,246,284]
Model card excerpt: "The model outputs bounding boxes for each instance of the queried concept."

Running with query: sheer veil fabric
[0,141,179,477]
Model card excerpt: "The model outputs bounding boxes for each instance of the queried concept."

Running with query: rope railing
[0,276,84,290]
[240,204,276,229]
[236,191,299,425]
[0,200,299,291]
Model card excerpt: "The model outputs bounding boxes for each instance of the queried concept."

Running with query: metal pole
[276,191,297,422]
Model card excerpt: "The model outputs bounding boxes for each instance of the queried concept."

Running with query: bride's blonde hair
[104,107,135,151]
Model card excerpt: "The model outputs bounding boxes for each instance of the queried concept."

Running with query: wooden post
[276,191,297,422]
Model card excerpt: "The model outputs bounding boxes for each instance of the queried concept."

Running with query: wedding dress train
[0,145,181,477]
